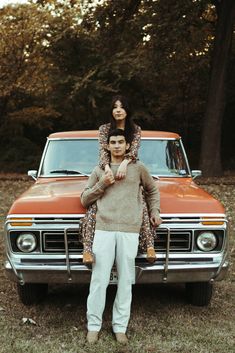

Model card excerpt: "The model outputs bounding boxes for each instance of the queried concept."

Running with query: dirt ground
[0,177,234,353]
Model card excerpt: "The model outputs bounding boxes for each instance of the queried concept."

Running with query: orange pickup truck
[4,131,229,306]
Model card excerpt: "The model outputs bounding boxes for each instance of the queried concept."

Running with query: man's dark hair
[107,129,127,144]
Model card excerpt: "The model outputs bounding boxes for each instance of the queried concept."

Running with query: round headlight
[16,233,37,253]
[196,232,217,251]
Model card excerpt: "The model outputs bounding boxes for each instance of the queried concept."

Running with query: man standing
[81,129,161,344]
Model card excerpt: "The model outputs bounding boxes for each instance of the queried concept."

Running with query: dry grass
[0,178,234,353]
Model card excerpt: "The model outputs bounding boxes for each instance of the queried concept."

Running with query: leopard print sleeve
[124,124,141,161]
[98,123,111,169]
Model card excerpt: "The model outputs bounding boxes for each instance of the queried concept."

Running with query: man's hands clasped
[103,166,115,186]
[103,165,162,227]
[103,162,128,186]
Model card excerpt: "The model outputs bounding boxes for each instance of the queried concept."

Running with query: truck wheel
[17,283,48,305]
[185,282,213,306]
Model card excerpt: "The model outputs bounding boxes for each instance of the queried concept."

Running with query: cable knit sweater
[81,162,160,233]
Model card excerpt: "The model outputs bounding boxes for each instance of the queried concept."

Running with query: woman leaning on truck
[82,95,158,264]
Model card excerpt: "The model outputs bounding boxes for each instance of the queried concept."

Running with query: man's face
[108,135,130,158]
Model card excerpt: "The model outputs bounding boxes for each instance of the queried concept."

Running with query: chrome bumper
[4,257,229,285]
[4,221,229,285]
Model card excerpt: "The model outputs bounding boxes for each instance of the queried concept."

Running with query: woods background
[0,0,234,176]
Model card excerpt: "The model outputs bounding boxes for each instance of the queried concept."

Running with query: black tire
[185,282,213,306]
[17,283,48,305]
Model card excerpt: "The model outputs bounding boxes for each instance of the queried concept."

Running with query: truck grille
[42,230,191,253]
[155,230,191,251]
[43,231,83,252]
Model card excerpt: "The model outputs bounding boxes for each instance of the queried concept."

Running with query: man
[81,129,161,344]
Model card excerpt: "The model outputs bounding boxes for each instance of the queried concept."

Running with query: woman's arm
[124,124,141,162]
[98,124,111,170]
[116,125,141,179]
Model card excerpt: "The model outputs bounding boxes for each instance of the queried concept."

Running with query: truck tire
[185,282,213,306]
[17,283,48,305]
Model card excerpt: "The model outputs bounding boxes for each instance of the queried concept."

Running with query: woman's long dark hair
[110,95,135,144]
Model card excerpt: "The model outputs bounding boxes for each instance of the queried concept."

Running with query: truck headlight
[16,233,37,253]
[196,232,217,251]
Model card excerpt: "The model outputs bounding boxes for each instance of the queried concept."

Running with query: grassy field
[0,178,234,353]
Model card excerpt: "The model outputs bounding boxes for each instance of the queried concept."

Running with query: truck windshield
[39,138,190,177]
[139,140,190,177]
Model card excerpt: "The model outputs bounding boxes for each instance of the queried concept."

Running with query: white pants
[87,230,139,333]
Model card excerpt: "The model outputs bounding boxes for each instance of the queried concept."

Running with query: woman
[82,95,157,264]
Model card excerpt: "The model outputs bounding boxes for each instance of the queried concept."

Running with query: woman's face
[112,100,127,122]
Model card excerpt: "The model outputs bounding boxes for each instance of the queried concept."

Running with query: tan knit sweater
[81,162,160,233]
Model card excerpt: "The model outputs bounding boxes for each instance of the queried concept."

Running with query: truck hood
[8,177,225,215]
[159,178,224,214]
[8,178,88,215]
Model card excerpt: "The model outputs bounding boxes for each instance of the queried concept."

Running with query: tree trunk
[0,95,10,126]
[199,0,235,176]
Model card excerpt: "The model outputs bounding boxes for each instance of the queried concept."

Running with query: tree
[68,0,213,133]
[0,3,60,171]
[199,0,235,176]
[0,3,59,125]
[0,0,234,173]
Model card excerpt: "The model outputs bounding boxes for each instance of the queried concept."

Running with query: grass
[0,179,234,353]
[0,283,234,353]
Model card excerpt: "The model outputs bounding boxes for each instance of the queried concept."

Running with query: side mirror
[191,170,202,179]
[28,170,38,180]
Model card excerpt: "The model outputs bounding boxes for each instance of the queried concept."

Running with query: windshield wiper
[50,169,89,176]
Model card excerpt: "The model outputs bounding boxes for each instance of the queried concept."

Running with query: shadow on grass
[45,282,186,310]
[28,283,185,333]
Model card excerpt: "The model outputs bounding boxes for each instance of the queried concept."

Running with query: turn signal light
[201,217,224,225]
[9,218,33,226]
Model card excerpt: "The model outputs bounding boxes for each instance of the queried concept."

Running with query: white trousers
[87,230,139,333]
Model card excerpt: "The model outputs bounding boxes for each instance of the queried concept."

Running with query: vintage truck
[4,130,229,306]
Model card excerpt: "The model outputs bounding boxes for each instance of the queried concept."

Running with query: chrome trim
[152,175,191,178]
[47,137,180,141]
[5,212,228,285]
[64,228,78,281]
[163,227,170,282]
[6,214,227,221]
[7,213,85,219]
[6,219,83,225]
[5,259,229,284]
[159,218,227,224]
[160,213,226,218]
[27,170,37,180]
[37,139,50,178]
[191,170,202,179]
[43,231,82,252]
[212,221,229,279]
[38,175,90,178]
[6,253,24,285]
[140,137,179,140]
[179,138,191,176]
[47,137,99,141]
[155,230,191,251]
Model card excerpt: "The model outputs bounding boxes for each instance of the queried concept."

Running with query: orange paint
[8,177,224,215]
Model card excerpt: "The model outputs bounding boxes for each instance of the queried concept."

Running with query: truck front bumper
[4,254,229,285]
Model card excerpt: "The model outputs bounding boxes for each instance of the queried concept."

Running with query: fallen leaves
[21,317,37,325]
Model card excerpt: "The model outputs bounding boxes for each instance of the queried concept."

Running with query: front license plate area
[110,271,118,284]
